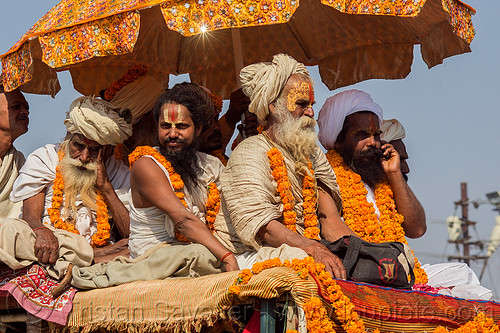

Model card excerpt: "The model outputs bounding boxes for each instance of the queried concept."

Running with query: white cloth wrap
[318,89,383,149]
[240,54,309,122]
[10,144,130,244]
[110,75,164,124]
[380,118,406,142]
[128,150,224,258]
[422,263,492,300]
[0,146,25,218]
[64,96,132,145]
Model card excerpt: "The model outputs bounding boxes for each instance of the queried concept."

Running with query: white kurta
[0,146,25,218]
[128,150,224,258]
[10,144,130,244]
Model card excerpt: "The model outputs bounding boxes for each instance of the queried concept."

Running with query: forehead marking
[163,104,184,127]
[287,81,313,111]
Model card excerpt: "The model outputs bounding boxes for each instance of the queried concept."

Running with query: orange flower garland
[267,148,319,239]
[229,256,496,333]
[205,183,220,232]
[129,146,220,241]
[229,256,365,333]
[103,64,148,101]
[433,312,499,333]
[325,150,427,284]
[210,149,228,166]
[47,149,110,247]
[113,144,124,162]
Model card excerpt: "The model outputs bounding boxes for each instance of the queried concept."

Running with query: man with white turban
[318,89,425,239]
[380,118,410,180]
[0,78,29,219]
[0,96,132,279]
[214,54,356,279]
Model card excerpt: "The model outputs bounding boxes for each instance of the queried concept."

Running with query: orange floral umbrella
[0,0,475,98]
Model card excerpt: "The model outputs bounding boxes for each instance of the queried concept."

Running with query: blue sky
[1,1,499,298]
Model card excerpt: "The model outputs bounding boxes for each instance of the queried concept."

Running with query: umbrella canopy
[0,0,475,98]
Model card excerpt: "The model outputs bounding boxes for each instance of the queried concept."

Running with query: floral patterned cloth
[0,264,77,326]
[0,0,476,93]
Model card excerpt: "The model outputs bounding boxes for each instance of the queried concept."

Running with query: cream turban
[318,89,383,150]
[65,96,133,146]
[240,53,309,122]
[110,75,164,124]
[380,118,406,142]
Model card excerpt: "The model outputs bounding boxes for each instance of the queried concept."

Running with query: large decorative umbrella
[1,0,475,98]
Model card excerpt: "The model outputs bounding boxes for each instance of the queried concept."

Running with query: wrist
[386,170,404,184]
[220,252,234,263]
[33,226,48,233]
[302,239,320,256]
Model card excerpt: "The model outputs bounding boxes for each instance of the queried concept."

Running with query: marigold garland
[325,150,427,284]
[103,64,148,101]
[47,149,110,247]
[210,149,228,166]
[267,148,319,239]
[208,91,223,114]
[229,256,365,333]
[205,183,220,232]
[433,312,499,332]
[113,144,124,162]
[129,146,220,241]
[229,257,496,333]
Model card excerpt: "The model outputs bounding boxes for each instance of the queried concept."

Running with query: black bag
[321,236,415,289]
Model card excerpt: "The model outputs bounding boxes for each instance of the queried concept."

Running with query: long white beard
[59,153,98,218]
[273,102,318,176]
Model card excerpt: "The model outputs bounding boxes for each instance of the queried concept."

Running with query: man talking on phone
[1,96,132,279]
[317,89,426,240]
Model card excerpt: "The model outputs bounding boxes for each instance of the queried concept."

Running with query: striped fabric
[60,267,500,332]
[63,267,317,332]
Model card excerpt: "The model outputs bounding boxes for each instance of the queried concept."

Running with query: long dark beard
[341,147,386,189]
[159,137,202,191]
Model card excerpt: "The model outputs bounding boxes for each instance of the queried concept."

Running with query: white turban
[318,89,383,150]
[65,96,133,146]
[240,53,309,122]
[110,75,164,124]
[380,118,406,142]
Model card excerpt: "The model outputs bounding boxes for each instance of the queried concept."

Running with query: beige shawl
[215,134,341,253]
[0,146,25,218]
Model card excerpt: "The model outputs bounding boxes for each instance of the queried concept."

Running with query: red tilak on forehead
[308,82,314,102]
[169,104,176,122]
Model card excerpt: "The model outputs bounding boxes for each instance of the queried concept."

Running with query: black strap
[342,236,361,273]
[396,243,416,285]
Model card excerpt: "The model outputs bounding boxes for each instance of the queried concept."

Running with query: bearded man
[70,83,238,290]
[214,54,355,279]
[380,118,410,180]
[317,89,427,283]
[198,88,253,166]
[0,79,29,218]
[0,96,132,278]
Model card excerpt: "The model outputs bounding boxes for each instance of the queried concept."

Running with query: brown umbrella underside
[0,0,475,98]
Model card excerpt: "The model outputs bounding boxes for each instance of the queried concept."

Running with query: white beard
[273,101,318,176]
[58,152,98,218]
